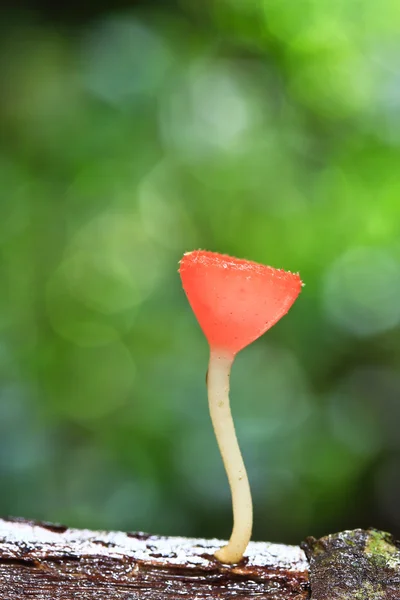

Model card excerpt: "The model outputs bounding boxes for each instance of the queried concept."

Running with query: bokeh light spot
[323,247,400,336]
[67,211,164,313]
[81,16,173,105]
[160,60,255,160]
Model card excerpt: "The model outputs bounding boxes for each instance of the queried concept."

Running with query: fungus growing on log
[179,250,302,565]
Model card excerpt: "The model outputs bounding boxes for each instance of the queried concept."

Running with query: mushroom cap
[179,250,302,355]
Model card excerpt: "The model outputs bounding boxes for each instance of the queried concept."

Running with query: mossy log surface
[0,518,399,598]
[302,528,400,599]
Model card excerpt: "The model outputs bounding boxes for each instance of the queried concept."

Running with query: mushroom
[179,250,303,564]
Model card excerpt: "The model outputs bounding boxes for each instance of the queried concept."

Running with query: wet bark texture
[0,518,309,599]
[1,518,400,599]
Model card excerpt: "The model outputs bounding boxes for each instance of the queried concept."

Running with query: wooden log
[0,517,309,599]
[302,528,400,599]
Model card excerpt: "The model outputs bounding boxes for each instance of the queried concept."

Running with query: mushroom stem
[207,349,253,564]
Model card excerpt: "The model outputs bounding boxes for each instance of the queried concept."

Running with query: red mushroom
[179,250,302,564]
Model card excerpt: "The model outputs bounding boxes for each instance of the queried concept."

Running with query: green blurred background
[1,0,400,545]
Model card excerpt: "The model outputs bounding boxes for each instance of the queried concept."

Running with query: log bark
[302,529,400,599]
[0,517,309,599]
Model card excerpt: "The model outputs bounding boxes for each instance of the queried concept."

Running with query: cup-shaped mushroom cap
[179,250,302,355]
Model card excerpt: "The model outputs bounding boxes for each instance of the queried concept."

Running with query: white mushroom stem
[207,349,253,564]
